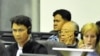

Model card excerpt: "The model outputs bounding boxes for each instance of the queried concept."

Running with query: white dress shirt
[16,45,23,56]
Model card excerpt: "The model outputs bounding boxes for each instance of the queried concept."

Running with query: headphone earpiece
[28,26,31,34]
[80,33,83,40]
[74,31,79,37]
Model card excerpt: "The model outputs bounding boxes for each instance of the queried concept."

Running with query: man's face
[53,14,66,31]
[12,23,29,44]
[83,30,97,48]
[60,22,75,45]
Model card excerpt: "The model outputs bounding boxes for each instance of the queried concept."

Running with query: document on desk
[52,47,94,56]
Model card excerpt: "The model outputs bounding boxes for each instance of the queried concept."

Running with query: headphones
[73,21,79,37]
[80,33,83,40]
[74,31,79,37]
[28,26,31,34]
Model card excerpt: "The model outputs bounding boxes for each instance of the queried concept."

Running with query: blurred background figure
[0,40,9,56]
[78,23,99,56]
[95,21,100,55]
[48,9,71,41]
[59,21,79,48]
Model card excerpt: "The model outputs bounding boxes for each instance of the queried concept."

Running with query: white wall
[40,0,100,32]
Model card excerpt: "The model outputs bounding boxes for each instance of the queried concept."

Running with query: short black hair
[10,15,32,34]
[53,9,71,21]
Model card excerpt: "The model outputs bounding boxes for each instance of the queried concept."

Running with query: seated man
[7,15,48,56]
[48,9,71,42]
[59,21,79,48]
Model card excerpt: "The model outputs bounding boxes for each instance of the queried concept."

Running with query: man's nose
[16,31,20,35]
[60,32,65,36]
[60,33,66,39]
[54,23,57,26]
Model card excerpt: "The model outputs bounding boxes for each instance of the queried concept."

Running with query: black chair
[0,31,15,42]
[0,31,54,41]
[0,31,54,47]
[0,31,15,47]
[32,32,54,40]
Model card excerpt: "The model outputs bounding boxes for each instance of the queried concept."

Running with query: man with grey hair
[59,21,79,48]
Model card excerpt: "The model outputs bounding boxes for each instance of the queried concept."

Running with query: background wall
[40,0,100,32]
[1,0,100,32]
[0,0,40,32]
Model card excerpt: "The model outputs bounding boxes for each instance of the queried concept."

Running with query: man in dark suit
[36,40,66,56]
[7,15,48,56]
